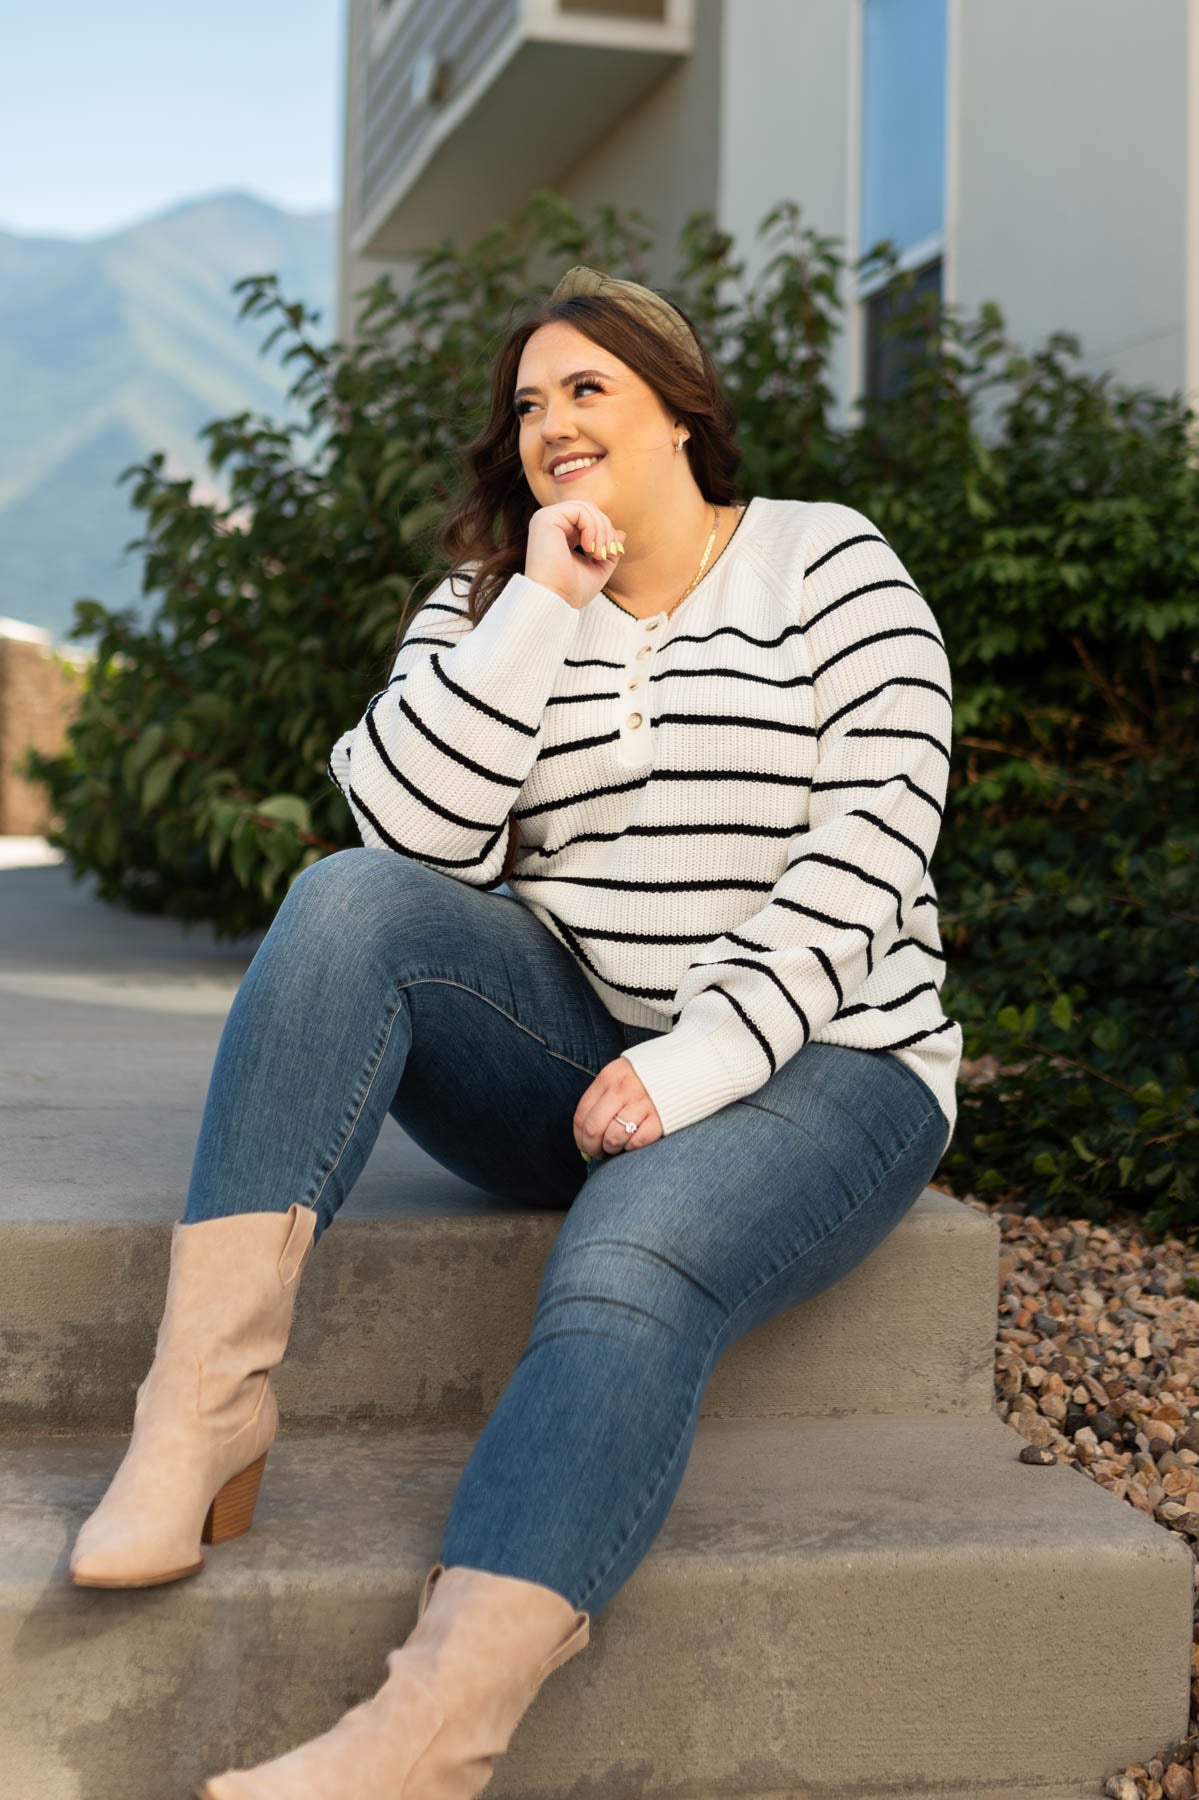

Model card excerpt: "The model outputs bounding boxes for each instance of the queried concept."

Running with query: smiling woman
[386,268,745,895]
[510,325,746,622]
[74,260,961,1800]
[324,264,959,1145]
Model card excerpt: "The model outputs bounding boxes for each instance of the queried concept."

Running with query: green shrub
[26,193,1198,1237]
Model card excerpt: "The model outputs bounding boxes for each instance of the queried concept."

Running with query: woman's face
[514,321,682,519]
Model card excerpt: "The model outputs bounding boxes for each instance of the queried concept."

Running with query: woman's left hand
[574,1057,663,1160]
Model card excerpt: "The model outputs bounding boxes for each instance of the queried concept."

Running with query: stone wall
[0,625,87,835]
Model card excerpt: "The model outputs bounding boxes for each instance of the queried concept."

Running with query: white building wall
[719,0,858,429]
[954,0,1191,406]
[545,0,725,295]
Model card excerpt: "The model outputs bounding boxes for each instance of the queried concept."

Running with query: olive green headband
[550,264,705,378]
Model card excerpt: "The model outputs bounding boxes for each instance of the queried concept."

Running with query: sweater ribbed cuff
[618,1022,755,1139]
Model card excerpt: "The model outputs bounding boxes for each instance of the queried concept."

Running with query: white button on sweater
[327,497,963,1144]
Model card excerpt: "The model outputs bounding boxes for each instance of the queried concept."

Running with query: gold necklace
[603,504,719,620]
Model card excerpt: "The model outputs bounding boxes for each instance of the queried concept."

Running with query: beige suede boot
[195,1559,591,1799]
[69,1202,317,1588]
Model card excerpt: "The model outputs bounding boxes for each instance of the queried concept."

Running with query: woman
[68,264,962,1798]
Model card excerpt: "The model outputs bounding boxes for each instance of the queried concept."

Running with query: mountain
[0,190,337,641]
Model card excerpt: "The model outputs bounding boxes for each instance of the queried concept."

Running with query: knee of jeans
[282,845,416,926]
[539,1232,712,1338]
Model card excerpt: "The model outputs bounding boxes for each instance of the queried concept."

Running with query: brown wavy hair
[395,290,744,891]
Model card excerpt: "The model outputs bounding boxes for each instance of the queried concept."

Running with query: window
[859,0,948,400]
[863,256,942,403]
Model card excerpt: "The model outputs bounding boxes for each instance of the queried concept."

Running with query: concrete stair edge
[0,1413,1188,1799]
[0,1185,1002,1431]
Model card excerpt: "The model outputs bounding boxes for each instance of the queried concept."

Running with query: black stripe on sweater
[686,952,816,1040]
[365,688,526,793]
[835,979,940,1018]
[869,1017,959,1052]
[805,528,890,575]
[812,626,947,686]
[362,712,519,833]
[805,575,926,635]
[817,671,952,736]
[428,651,541,736]
[786,850,903,930]
[812,771,942,815]
[845,725,951,762]
[702,985,778,1073]
[347,784,506,877]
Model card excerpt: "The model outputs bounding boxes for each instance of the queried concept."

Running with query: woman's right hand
[525,501,627,611]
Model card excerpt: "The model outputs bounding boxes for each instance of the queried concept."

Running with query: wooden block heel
[202,1449,269,1545]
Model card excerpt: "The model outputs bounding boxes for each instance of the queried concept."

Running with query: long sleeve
[619,503,954,1139]
[327,567,580,887]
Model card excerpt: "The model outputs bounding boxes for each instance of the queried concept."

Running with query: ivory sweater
[327,496,962,1144]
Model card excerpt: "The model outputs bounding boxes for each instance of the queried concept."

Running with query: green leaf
[255,793,311,832]
[260,825,299,869]
[141,752,184,811]
[122,740,144,792]
[186,692,236,728]
[125,722,165,783]
[1050,993,1073,1031]
[230,826,258,889]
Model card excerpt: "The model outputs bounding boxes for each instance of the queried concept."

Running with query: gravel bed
[951,1187,1199,1799]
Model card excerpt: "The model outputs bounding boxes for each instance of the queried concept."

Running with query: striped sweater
[327,496,962,1145]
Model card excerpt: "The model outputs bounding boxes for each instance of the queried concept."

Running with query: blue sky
[2,0,344,240]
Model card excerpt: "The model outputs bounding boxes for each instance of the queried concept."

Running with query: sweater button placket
[630,621,649,699]
[621,618,661,745]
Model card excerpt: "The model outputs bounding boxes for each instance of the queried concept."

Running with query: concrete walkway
[0,856,483,1223]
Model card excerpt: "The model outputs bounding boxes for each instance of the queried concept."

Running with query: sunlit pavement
[0,855,426,1223]
[0,835,65,869]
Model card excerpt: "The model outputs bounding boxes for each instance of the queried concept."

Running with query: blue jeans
[183,848,950,1618]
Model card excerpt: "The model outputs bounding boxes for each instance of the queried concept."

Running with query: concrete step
[1,1187,1000,1432]
[1,1413,1188,1799]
